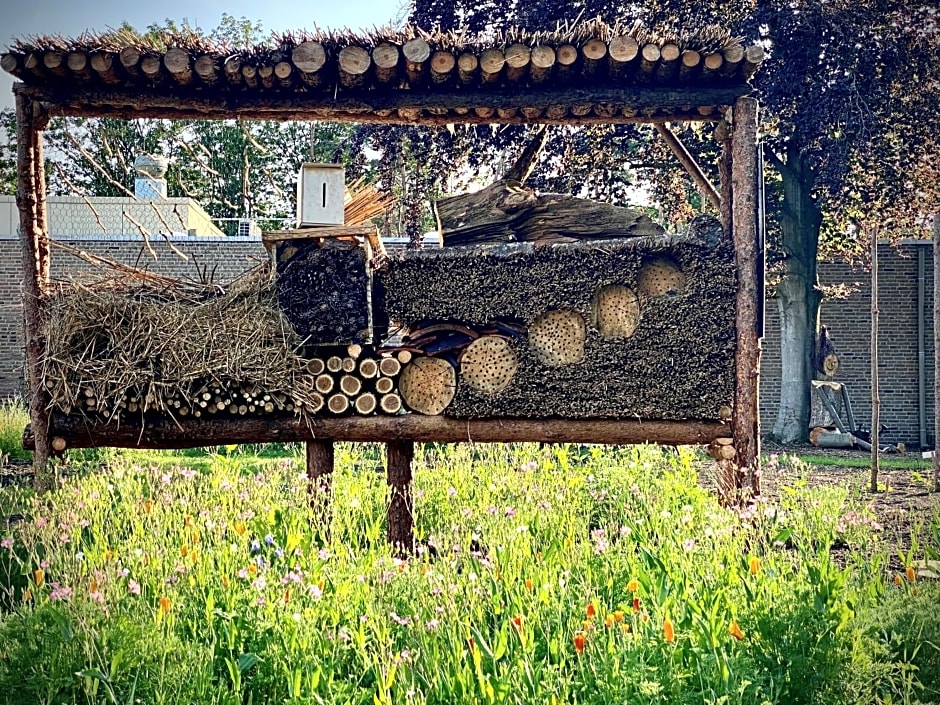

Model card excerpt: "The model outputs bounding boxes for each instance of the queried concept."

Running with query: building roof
[1,19,763,125]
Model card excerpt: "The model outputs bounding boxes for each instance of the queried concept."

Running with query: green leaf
[237,652,261,674]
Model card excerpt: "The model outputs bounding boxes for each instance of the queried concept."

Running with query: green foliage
[0,444,937,704]
[0,398,30,462]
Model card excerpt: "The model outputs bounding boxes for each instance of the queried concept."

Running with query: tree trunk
[769,145,822,443]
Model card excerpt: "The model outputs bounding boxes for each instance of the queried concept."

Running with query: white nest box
[296,163,345,226]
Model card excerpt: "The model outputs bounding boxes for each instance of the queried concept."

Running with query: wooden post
[14,92,53,491]
[715,119,733,243]
[306,439,334,533]
[870,228,880,492]
[933,216,939,492]
[386,440,415,554]
[730,96,761,499]
[654,122,721,212]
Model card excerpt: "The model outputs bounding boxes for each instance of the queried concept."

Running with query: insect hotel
[3,20,764,547]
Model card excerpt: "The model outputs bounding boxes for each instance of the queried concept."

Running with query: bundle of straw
[344,177,396,226]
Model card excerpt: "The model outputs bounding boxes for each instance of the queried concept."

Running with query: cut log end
[528,309,586,367]
[460,336,518,395]
[637,257,687,298]
[592,284,640,339]
[398,356,456,415]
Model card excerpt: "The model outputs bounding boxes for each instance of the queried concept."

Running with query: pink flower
[128,580,141,595]
[308,584,323,599]
[0,536,13,550]
[447,487,457,497]
[49,583,73,601]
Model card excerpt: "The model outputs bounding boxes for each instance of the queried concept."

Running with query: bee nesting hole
[398,356,456,415]
[592,285,640,339]
[459,336,518,395]
[637,257,686,298]
[528,309,586,366]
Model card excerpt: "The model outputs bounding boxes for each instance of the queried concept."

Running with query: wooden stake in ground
[871,227,880,493]
[307,439,334,536]
[933,215,939,492]
[386,440,414,554]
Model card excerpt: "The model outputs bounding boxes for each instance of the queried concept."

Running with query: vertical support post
[715,118,733,237]
[870,228,880,492]
[730,96,761,498]
[15,92,53,491]
[386,440,414,554]
[933,216,939,493]
[306,439,334,535]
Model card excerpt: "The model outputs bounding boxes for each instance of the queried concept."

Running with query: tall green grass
[0,398,30,462]
[0,443,937,704]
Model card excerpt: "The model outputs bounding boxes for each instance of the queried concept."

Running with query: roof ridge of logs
[2,19,762,95]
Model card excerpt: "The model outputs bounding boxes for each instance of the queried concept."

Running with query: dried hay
[41,263,317,419]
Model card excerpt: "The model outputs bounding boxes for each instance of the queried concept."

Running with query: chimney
[133,154,169,200]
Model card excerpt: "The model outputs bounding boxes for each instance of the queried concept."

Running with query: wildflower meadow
[1,443,938,704]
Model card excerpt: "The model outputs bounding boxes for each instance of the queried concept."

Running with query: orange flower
[181,544,189,558]
[905,566,916,583]
[159,596,171,614]
[729,620,745,641]
[143,499,153,515]
[184,515,193,527]
[233,521,246,536]
[525,578,534,592]
[221,575,230,588]
[893,574,903,587]
[536,551,542,563]
[467,637,475,653]
[632,597,641,613]
[749,557,761,576]
[613,610,625,623]
[191,531,200,543]
[604,614,615,628]
[248,564,258,576]
[573,631,587,654]
[511,616,523,632]
[89,578,99,594]
[284,589,290,603]
[582,619,594,631]
[663,617,675,643]
[34,569,44,587]
[627,578,640,593]
[23,589,32,601]
[586,602,596,619]
[104,550,113,562]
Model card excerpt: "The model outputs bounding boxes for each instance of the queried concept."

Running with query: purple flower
[49,583,73,601]
[264,534,275,546]
[274,547,284,559]
[250,539,261,553]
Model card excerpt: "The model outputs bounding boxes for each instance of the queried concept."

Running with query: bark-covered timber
[870,227,880,492]
[377,224,735,421]
[435,180,665,246]
[386,441,414,553]
[25,414,731,449]
[653,123,721,212]
[15,94,53,491]
[715,120,733,235]
[13,80,748,127]
[306,439,334,532]
[730,96,761,495]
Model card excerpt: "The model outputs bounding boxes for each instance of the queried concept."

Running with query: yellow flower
[184,515,193,527]
[248,564,258,576]
[729,620,745,641]
[613,610,625,623]
[233,521,246,536]
[627,578,640,593]
[34,569,44,588]
[905,566,916,583]
[191,531,200,543]
[663,616,675,643]
[749,557,761,576]
[604,614,615,628]
[143,499,153,515]
[181,544,189,558]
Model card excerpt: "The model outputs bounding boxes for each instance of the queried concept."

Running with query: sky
[0,0,405,108]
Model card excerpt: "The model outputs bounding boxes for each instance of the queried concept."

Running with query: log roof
[2,20,763,124]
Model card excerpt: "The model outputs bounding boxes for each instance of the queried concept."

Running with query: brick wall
[0,234,267,398]
[760,242,935,448]
[1,236,935,447]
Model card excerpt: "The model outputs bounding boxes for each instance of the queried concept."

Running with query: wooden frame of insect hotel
[4,20,765,547]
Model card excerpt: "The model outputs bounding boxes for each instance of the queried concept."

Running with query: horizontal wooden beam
[24,413,730,450]
[15,82,746,125]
